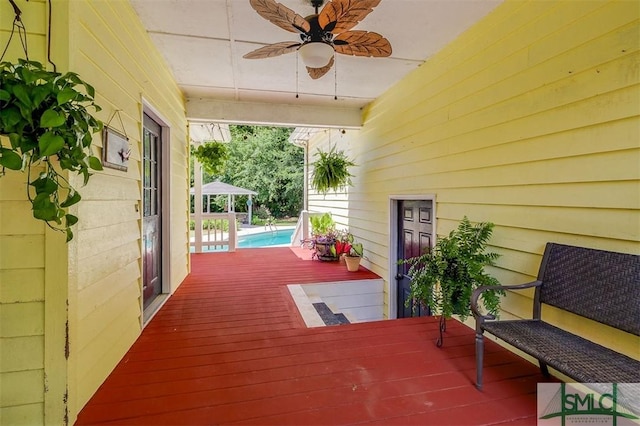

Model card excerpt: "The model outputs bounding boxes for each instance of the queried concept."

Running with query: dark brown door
[142,114,162,309]
[396,200,433,318]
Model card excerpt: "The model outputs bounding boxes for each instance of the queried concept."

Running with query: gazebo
[190,181,258,222]
[190,181,258,253]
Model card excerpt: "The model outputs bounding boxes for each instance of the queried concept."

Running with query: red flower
[335,240,352,256]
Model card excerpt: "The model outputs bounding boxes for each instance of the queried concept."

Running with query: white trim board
[287,279,384,328]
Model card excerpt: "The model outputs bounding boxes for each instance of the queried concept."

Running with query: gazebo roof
[190,181,257,196]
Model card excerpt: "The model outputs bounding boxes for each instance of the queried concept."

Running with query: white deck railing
[290,210,310,246]
[190,212,237,253]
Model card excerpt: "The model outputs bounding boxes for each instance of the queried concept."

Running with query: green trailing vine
[310,145,355,195]
[0,59,103,241]
[192,141,228,175]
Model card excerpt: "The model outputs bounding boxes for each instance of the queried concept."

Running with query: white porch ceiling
[130,0,502,127]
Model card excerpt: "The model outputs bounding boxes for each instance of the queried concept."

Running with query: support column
[303,140,309,211]
[228,212,237,252]
[194,160,203,253]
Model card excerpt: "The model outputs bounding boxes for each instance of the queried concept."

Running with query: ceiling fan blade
[306,57,335,80]
[249,0,310,33]
[243,41,301,59]
[334,31,392,57]
[318,0,381,34]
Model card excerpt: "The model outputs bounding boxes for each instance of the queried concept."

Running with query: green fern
[310,146,355,195]
[401,216,503,321]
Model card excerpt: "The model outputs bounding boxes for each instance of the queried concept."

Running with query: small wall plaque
[102,126,130,171]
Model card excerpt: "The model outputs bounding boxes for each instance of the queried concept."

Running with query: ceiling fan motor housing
[300,15,334,44]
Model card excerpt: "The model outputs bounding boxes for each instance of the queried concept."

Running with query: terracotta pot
[344,256,361,272]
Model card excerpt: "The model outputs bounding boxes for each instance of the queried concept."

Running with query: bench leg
[475,331,484,390]
[539,361,550,378]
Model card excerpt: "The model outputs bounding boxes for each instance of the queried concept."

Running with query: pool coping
[237,225,296,236]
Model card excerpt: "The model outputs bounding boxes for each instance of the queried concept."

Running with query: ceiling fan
[243,0,392,80]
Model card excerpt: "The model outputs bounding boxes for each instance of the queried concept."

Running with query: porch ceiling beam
[186,98,363,129]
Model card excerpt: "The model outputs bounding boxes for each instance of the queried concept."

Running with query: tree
[222,126,303,217]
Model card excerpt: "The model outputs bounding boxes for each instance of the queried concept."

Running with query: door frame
[388,194,436,319]
[141,99,172,325]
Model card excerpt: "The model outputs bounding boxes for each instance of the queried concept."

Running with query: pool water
[238,228,294,248]
[190,228,295,252]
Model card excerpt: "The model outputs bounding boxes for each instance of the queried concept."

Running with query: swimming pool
[237,228,295,248]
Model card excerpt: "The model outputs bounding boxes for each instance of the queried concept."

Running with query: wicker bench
[471,242,640,390]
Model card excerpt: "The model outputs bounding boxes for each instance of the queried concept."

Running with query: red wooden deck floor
[76,247,547,425]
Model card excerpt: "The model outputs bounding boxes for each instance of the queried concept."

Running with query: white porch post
[303,140,309,211]
[247,196,253,225]
[228,212,237,252]
[194,159,203,253]
[301,210,309,240]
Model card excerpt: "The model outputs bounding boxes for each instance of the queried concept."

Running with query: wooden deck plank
[75,247,548,425]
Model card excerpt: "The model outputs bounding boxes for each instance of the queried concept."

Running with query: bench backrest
[536,242,640,336]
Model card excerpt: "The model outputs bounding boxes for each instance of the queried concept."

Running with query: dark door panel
[142,114,162,309]
[396,200,433,318]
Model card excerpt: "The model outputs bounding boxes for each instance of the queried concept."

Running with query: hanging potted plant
[310,145,355,195]
[400,216,504,346]
[192,141,228,175]
[0,59,103,241]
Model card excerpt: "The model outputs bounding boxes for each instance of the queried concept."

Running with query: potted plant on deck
[310,212,339,261]
[401,216,503,346]
[336,232,364,272]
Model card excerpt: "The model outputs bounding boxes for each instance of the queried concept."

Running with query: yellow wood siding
[64,0,189,421]
[0,174,48,424]
[310,0,639,362]
[1,1,49,423]
[1,0,189,423]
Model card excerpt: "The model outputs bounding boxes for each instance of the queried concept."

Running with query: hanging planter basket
[310,145,355,195]
[0,59,103,241]
[192,141,228,175]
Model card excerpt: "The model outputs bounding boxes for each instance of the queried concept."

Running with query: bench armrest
[471,280,543,321]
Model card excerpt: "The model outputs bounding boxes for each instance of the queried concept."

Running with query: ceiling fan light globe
[299,42,334,68]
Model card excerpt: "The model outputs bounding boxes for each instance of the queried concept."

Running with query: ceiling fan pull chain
[296,52,300,99]
[334,53,338,100]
